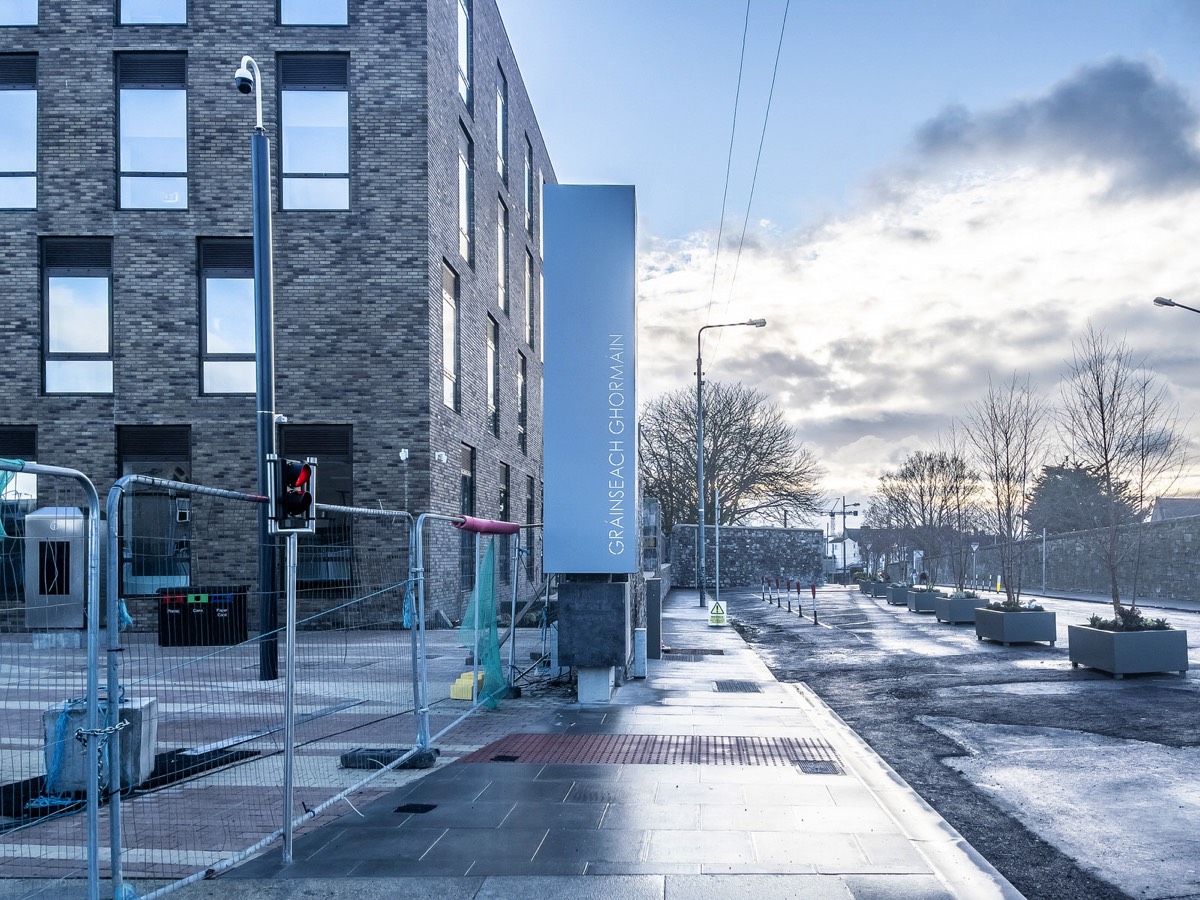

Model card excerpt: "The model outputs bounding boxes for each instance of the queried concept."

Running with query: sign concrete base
[578,666,615,704]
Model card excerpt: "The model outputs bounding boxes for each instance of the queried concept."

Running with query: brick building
[0,0,552,624]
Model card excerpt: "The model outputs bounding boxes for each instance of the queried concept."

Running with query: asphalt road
[727,585,1200,900]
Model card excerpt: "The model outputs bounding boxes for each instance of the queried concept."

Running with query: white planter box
[1068,625,1189,678]
[975,608,1057,646]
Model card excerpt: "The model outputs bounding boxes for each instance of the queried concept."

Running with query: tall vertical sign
[543,185,638,573]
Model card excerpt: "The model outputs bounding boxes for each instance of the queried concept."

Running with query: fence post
[5,461,103,900]
[282,532,299,863]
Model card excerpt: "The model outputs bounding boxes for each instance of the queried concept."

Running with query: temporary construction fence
[0,463,552,900]
[0,459,105,897]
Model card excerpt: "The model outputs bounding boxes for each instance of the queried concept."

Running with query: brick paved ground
[0,625,571,894]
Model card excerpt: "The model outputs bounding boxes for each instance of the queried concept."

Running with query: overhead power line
[710,0,791,366]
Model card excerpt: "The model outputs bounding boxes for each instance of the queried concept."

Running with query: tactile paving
[459,732,842,767]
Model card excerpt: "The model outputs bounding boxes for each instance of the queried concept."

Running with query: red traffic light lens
[284,460,311,489]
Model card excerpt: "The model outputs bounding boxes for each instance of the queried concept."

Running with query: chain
[74,718,129,747]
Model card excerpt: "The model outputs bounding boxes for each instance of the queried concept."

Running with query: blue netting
[458,538,507,708]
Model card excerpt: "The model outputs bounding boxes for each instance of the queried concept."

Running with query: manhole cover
[795,760,843,775]
[460,733,842,768]
[395,803,437,814]
[714,680,761,693]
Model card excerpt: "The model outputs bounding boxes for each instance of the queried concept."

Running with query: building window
[117,425,192,597]
[119,0,186,24]
[524,250,535,348]
[200,238,255,393]
[43,238,113,394]
[118,53,188,209]
[460,444,475,591]
[486,316,499,436]
[458,124,474,263]
[498,462,510,583]
[0,54,36,209]
[497,197,508,312]
[525,474,536,579]
[280,54,350,210]
[0,1,37,25]
[0,426,36,606]
[524,137,534,234]
[281,0,346,25]
[516,351,527,454]
[456,0,472,107]
[442,262,459,410]
[496,68,508,182]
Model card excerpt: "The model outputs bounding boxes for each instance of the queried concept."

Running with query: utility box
[43,697,158,793]
[24,507,86,630]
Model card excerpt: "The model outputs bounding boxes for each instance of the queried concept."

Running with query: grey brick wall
[0,0,552,626]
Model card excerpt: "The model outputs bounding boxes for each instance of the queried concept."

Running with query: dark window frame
[442,260,460,412]
[460,443,476,591]
[278,0,348,26]
[41,238,114,395]
[486,315,500,437]
[278,52,351,210]
[116,51,189,210]
[117,0,188,25]
[198,237,255,395]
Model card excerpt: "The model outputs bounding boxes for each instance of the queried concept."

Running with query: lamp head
[1153,296,1176,308]
[748,318,767,327]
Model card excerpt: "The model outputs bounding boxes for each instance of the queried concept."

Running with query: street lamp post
[234,56,280,680]
[1153,296,1200,315]
[696,318,766,606]
[971,542,979,591]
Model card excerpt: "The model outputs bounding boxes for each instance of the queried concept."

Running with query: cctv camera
[234,66,255,94]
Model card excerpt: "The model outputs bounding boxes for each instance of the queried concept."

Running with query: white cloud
[638,165,1200,505]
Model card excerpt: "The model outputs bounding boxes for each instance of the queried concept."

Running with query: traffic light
[268,454,317,534]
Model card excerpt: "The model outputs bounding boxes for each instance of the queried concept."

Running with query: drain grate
[795,760,843,775]
[460,733,842,769]
[714,680,761,693]
[663,648,726,663]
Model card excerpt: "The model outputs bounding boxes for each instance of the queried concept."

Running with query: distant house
[1148,497,1200,522]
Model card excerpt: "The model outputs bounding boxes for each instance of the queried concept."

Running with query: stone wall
[670,525,824,588]
[936,516,1200,603]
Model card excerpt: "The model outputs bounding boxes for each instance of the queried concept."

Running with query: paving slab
[178,588,1020,900]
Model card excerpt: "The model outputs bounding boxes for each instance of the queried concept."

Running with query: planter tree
[1058,325,1186,620]
[964,375,1050,604]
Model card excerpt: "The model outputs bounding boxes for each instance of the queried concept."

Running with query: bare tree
[638,381,824,534]
[935,426,985,590]
[1059,325,1187,617]
[868,447,979,585]
[965,374,1050,603]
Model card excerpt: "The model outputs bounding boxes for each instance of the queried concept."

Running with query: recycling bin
[158,584,247,646]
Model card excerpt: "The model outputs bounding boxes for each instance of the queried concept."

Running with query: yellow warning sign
[708,600,727,627]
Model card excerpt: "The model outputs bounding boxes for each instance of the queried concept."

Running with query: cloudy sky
[496,0,1200,516]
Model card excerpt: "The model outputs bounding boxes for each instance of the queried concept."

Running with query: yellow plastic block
[450,671,485,700]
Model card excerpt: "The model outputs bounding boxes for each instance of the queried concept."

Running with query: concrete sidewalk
[164,588,1022,899]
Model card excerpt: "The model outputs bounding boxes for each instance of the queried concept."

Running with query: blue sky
[497,0,1200,511]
